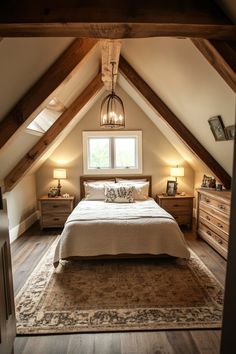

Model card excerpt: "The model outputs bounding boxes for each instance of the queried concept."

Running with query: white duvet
[53,198,190,267]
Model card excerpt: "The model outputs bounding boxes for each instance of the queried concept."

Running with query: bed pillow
[84,182,115,200]
[105,185,135,203]
[116,178,147,183]
[115,181,149,200]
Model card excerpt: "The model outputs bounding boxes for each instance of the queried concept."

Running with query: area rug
[15,238,224,334]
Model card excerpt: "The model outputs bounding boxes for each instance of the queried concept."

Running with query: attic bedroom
[0,1,235,354]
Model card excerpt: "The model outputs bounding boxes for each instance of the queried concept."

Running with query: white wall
[36,86,195,202]
[0,37,74,120]
[4,174,38,242]
[121,38,235,176]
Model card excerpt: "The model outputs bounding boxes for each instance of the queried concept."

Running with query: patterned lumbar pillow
[105,185,135,203]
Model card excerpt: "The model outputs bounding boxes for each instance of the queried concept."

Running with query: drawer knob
[53,205,59,208]
[205,198,210,203]
[217,223,223,228]
[206,215,211,221]
[218,204,225,210]
[53,218,60,221]
[173,204,180,207]
[206,230,212,236]
[218,239,223,245]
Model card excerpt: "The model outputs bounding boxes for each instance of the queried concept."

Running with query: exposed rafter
[4,73,103,192]
[0,1,235,39]
[192,39,236,92]
[101,40,122,91]
[119,56,231,189]
[0,38,98,150]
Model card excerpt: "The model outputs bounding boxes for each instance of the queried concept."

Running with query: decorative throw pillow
[105,185,135,203]
[116,181,149,200]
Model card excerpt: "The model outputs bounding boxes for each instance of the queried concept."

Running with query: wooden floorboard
[11,221,225,354]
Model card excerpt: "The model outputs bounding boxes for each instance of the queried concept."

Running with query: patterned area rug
[15,239,224,334]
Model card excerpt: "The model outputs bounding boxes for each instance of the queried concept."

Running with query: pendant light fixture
[100,61,125,129]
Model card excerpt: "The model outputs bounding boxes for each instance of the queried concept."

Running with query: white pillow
[84,181,115,200]
[105,185,135,203]
[116,178,147,183]
[116,181,149,200]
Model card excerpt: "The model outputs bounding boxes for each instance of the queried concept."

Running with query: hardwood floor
[11,222,226,354]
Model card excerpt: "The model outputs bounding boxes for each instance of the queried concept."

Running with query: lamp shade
[170,166,184,177]
[53,169,67,179]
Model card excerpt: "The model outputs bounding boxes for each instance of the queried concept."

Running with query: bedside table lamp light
[53,169,67,196]
[170,166,184,194]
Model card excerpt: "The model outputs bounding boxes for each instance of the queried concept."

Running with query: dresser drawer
[41,213,69,227]
[173,214,191,225]
[198,221,228,249]
[161,198,192,213]
[199,194,230,215]
[41,200,72,213]
[199,202,230,224]
[198,222,228,259]
[199,209,229,235]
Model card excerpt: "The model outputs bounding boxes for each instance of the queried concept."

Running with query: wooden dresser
[156,194,194,229]
[39,196,74,229]
[197,189,231,259]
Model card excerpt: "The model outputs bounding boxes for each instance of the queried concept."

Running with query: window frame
[83,131,143,175]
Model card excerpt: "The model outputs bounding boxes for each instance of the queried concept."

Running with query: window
[83,131,142,174]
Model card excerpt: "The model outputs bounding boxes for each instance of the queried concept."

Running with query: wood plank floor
[11,222,226,354]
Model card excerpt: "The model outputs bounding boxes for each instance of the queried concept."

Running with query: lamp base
[57,179,62,196]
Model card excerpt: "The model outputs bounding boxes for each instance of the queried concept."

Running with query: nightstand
[39,196,75,229]
[156,194,194,229]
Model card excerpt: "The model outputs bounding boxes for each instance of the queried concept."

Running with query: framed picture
[208,116,226,141]
[166,180,176,196]
[225,125,235,140]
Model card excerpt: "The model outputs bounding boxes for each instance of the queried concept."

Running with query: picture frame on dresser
[166,180,176,196]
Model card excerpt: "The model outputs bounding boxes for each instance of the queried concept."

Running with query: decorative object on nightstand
[166,180,176,196]
[157,194,194,229]
[197,189,231,259]
[170,165,184,194]
[53,169,67,196]
[39,196,74,229]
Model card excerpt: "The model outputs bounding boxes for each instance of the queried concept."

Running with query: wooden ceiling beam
[4,73,103,192]
[192,39,236,92]
[0,38,98,150]
[119,56,232,189]
[0,1,235,40]
[101,40,122,91]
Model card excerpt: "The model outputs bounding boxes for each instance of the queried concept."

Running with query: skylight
[26,98,65,135]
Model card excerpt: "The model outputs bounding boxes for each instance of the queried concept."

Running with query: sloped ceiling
[0,34,235,187]
[120,37,235,176]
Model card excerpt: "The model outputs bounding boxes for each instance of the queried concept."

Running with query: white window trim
[83,131,143,175]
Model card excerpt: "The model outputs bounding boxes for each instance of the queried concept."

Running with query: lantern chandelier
[100,61,125,129]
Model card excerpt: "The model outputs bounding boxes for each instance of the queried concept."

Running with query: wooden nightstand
[39,196,75,229]
[156,194,194,229]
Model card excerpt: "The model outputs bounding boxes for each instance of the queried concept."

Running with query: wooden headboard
[80,175,152,199]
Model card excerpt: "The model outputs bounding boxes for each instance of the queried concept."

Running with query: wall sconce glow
[53,169,67,196]
[170,166,184,194]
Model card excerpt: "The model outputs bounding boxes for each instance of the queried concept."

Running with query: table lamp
[170,166,184,194]
[53,169,67,196]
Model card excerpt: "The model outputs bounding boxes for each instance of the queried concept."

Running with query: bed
[53,176,190,267]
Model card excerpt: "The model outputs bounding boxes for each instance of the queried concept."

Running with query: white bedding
[53,198,190,267]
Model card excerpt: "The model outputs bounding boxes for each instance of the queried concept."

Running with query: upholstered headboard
[80,175,152,199]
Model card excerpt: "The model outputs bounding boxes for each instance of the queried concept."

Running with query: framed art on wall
[225,125,235,140]
[208,116,227,141]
